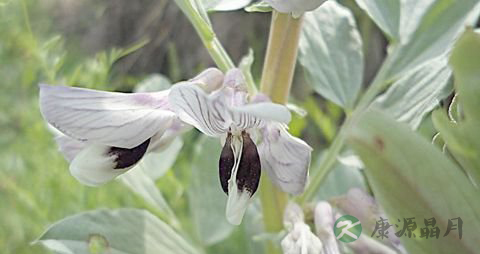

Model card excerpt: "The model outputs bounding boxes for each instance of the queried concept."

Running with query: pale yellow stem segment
[259,11,303,254]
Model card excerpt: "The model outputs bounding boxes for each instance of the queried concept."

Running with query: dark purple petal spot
[219,133,234,194]
[107,139,150,169]
[236,131,261,195]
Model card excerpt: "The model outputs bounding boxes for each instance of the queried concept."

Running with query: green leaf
[203,0,252,11]
[432,29,480,186]
[188,136,233,245]
[299,1,364,109]
[373,56,452,129]
[383,0,480,79]
[355,0,400,40]
[347,109,480,254]
[35,209,202,254]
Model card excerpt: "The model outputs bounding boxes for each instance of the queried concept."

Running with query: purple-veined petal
[231,102,291,130]
[70,139,150,186]
[169,83,231,136]
[39,84,176,149]
[259,123,312,195]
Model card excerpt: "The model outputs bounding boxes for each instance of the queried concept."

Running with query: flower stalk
[259,11,303,254]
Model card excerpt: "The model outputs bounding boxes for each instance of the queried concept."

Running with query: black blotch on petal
[237,131,261,195]
[108,139,150,169]
[219,133,234,194]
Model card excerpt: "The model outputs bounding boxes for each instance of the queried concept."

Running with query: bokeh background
[0,0,389,253]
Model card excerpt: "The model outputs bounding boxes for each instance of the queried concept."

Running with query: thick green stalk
[259,11,303,254]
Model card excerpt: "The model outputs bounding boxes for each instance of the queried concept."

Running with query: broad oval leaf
[35,208,201,254]
[347,109,480,254]
[373,56,452,129]
[299,1,364,109]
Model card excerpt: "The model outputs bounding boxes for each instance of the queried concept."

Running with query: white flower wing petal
[39,84,175,148]
[55,134,87,162]
[169,83,230,136]
[70,145,130,186]
[259,125,312,195]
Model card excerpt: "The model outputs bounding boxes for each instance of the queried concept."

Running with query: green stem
[259,11,303,254]
[174,0,234,72]
[299,56,391,203]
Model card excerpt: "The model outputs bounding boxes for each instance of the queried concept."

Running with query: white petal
[231,102,291,129]
[315,202,340,254]
[259,124,312,195]
[281,222,323,254]
[284,202,305,230]
[225,186,252,225]
[70,145,130,186]
[224,134,254,225]
[55,134,87,162]
[39,84,175,149]
[169,83,231,136]
[70,139,150,186]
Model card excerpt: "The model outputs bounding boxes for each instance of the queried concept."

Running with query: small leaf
[373,56,452,129]
[35,209,201,254]
[299,1,364,109]
[188,136,234,245]
[347,109,480,254]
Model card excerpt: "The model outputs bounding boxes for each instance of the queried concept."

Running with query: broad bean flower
[265,0,328,17]
[39,68,222,186]
[282,203,323,254]
[169,68,312,225]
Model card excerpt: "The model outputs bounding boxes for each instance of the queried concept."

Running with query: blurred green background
[0,0,385,253]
